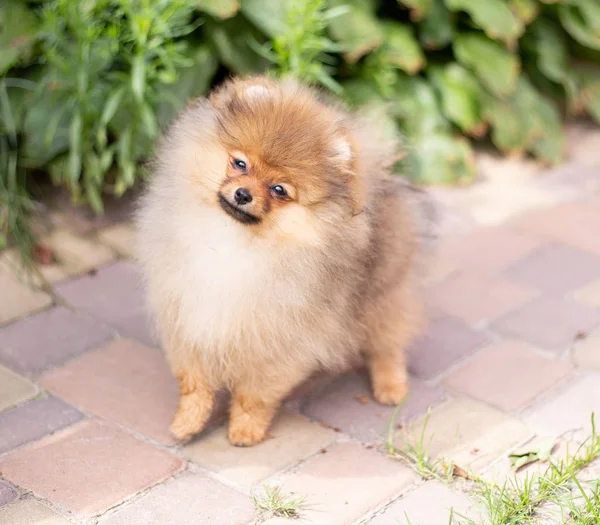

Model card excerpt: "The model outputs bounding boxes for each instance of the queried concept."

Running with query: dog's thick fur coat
[136,77,424,446]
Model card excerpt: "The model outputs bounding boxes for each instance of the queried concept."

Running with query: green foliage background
[1,0,600,260]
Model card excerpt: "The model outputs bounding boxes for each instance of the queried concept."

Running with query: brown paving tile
[408,315,489,379]
[524,373,600,436]
[491,297,600,351]
[97,223,136,259]
[302,372,446,442]
[438,226,542,274]
[39,229,116,280]
[0,307,113,374]
[573,332,600,370]
[99,472,256,525]
[369,481,480,525]
[0,481,18,508]
[54,261,155,347]
[515,200,600,256]
[0,499,72,525]
[184,409,336,491]
[0,420,184,516]
[503,244,600,294]
[426,272,539,325]
[396,398,532,473]
[0,366,37,413]
[0,261,52,326]
[443,341,574,412]
[0,396,84,455]
[572,279,600,309]
[40,340,178,445]
[281,442,418,525]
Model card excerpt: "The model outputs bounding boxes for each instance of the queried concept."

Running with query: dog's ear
[330,129,356,176]
[210,77,274,110]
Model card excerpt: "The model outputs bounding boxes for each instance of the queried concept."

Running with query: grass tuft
[252,484,308,519]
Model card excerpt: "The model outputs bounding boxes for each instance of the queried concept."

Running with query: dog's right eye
[232,159,247,172]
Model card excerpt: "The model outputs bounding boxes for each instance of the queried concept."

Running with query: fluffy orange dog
[136,76,424,446]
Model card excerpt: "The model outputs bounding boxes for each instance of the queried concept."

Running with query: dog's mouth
[218,194,261,225]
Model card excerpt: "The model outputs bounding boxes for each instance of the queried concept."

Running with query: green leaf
[156,44,218,127]
[101,87,125,126]
[394,76,449,137]
[558,0,600,50]
[131,54,146,103]
[379,21,425,74]
[529,93,564,166]
[509,0,539,25]
[0,1,39,75]
[204,16,268,74]
[445,0,523,42]
[342,79,383,107]
[405,132,476,184]
[193,0,239,19]
[68,113,83,184]
[482,84,537,155]
[419,0,454,49]
[509,438,556,470]
[428,63,485,136]
[454,33,520,96]
[328,0,383,63]
[397,0,432,21]
[482,77,564,164]
[21,90,71,168]
[523,19,568,83]
[241,0,289,37]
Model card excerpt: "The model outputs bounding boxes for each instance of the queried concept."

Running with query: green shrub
[1,0,599,262]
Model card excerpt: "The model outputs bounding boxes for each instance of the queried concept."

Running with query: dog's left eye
[232,159,247,171]
[270,185,288,198]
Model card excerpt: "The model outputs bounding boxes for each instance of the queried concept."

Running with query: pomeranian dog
[136,76,424,446]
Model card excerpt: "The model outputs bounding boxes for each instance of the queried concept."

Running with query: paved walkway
[0,126,599,524]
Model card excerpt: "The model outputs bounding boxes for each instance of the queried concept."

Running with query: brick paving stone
[280,442,418,525]
[97,223,136,259]
[40,229,116,280]
[572,279,600,309]
[572,333,600,370]
[503,244,600,295]
[0,420,184,516]
[444,341,574,412]
[0,499,72,525]
[55,261,155,347]
[40,340,178,445]
[396,398,532,473]
[408,315,488,380]
[369,482,478,525]
[438,226,542,274]
[302,372,446,443]
[515,200,600,257]
[566,123,600,168]
[99,472,256,525]
[491,297,600,351]
[0,307,113,374]
[0,366,37,413]
[426,272,539,325]
[0,260,52,326]
[184,409,336,491]
[0,396,84,455]
[0,481,18,508]
[524,373,600,437]
[421,257,457,287]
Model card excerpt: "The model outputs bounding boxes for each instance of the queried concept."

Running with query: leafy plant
[1,0,600,263]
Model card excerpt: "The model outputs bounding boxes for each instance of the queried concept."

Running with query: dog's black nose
[234,188,253,205]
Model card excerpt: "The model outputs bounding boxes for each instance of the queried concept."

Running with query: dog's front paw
[170,395,211,441]
[373,380,409,406]
[228,412,268,447]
